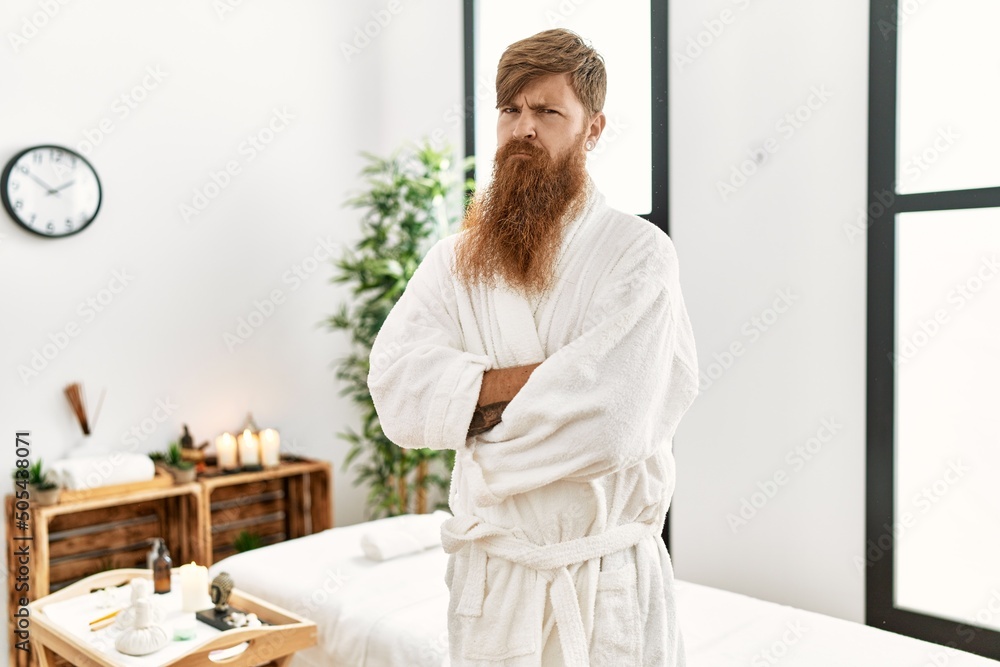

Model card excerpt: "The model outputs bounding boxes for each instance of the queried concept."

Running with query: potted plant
[164,442,196,484]
[233,530,264,553]
[328,140,473,519]
[12,459,61,506]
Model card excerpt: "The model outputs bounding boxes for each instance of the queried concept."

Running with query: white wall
[668,0,869,623]
[0,1,463,656]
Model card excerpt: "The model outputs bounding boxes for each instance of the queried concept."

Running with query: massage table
[210,516,998,666]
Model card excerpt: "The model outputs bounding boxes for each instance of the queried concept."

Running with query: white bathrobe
[368,183,699,666]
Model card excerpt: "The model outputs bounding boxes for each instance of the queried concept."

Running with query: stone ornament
[211,572,234,614]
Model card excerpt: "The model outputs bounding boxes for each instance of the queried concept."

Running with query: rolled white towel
[49,453,155,491]
[360,510,451,562]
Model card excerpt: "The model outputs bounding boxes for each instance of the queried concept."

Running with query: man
[368,29,698,666]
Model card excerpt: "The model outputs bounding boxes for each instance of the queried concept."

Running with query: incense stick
[64,383,91,435]
[91,387,107,431]
[88,608,121,631]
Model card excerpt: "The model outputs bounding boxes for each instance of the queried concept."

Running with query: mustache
[496,139,546,164]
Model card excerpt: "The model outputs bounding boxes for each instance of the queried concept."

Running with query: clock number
[19,165,28,174]
[33,152,43,164]
[14,200,22,209]
[10,180,18,190]
[46,221,55,234]
[65,218,73,229]
[29,213,36,224]
[51,149,62,162]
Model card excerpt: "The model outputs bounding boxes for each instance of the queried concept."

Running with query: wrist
[468,401,508,437]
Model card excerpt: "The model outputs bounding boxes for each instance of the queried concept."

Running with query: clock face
[1,145,102,238]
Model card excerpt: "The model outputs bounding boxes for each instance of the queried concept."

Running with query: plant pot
[28,484,61,506]
[169,466,197,484]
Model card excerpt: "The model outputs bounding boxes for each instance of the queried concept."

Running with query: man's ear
[587,112,607,147]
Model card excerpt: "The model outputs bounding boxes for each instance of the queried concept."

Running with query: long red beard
[455,135,589,296]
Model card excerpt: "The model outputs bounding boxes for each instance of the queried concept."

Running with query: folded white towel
[49,453,155,491]
[360,510,451,562]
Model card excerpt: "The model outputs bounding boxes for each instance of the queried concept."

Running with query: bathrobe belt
[441,514,659,667]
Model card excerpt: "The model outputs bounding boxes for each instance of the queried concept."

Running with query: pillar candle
[259,428,280,467]
[238,429,260,467]
[215,433,238,470]
[178,562,210,613]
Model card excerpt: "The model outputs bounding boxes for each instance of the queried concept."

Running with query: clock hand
[51,180,76,193]
[27,172,60,196]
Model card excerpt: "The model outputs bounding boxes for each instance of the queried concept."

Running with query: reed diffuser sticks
[64,382,91,435]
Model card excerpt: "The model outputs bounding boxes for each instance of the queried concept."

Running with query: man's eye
[502,108,519,114]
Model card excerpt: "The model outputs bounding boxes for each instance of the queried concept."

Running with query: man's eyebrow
[524,100,566,110]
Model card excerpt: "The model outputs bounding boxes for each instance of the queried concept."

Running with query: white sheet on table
[210,518,451,667]
[211,519,998,667]
[676,580,998,667]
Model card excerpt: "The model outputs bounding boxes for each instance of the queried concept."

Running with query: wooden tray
[29,569,317,667]
[59,468,175,503]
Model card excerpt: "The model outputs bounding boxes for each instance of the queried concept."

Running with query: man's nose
[512,113,536,140]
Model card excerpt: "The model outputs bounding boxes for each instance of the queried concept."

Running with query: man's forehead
[501,73,578,106]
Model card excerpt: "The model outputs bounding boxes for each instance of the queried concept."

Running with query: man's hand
[467,362,541,437]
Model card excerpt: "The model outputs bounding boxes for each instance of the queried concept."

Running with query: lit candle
[178,562,211,613]
[238,429,260,467]
[215,433,238,470]
[259,428,280,468]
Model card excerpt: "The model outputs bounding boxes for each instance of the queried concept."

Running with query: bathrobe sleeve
[468,231,699,505]
[368,240,491,451]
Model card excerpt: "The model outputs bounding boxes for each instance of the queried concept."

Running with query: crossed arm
[467,363,541,437]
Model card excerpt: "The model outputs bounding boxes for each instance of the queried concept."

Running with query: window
[867,0,1000,658]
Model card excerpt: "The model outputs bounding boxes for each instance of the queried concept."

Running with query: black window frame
[867,0,1000,658]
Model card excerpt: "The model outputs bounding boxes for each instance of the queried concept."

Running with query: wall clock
[1,145,102,238]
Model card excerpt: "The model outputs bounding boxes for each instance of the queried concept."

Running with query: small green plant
[233,530,264,553]
[166,442,194,470]
[11,459,57,490]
